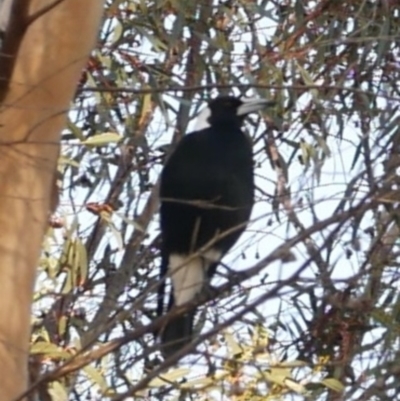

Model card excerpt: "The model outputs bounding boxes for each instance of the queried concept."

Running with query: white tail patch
[193,107,211,131]
[204,249,222,263]
[169,249,222,306]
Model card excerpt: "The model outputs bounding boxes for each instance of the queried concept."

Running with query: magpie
[158,95,274,358]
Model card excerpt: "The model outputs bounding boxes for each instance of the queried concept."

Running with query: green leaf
[371,308,394,328]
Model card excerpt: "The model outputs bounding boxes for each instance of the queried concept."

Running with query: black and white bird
[157,95,274,358]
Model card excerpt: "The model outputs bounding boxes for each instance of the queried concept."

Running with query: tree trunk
[0,1,104,399]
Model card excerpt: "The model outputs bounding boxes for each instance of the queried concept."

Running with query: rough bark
[0,1,104,399]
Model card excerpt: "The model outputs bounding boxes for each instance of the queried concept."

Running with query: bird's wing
[160,132,225,308]
[160,132,207,194]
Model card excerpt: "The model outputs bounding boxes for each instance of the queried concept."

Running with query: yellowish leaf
[48,381,68,401]
[148,367,190,387]
[224,331,242,357]
[84,365,108,392]
[321,378,345,392]
[82,133,122,146]
[139,93,152,127]
[30,342,70,359]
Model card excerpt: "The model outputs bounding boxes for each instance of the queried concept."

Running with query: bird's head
[194,95,275,131]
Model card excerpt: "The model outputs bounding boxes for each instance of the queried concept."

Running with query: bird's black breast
[160,127,254,256]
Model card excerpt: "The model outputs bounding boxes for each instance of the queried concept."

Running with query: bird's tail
[160,308,196,358]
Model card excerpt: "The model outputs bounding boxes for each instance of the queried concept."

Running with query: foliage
[27,0,400,400]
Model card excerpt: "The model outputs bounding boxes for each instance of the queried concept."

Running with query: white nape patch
[169,249,222,306]
[193,107,211,131]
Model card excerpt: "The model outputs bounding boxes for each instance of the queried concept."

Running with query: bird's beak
[237,98,275,116]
